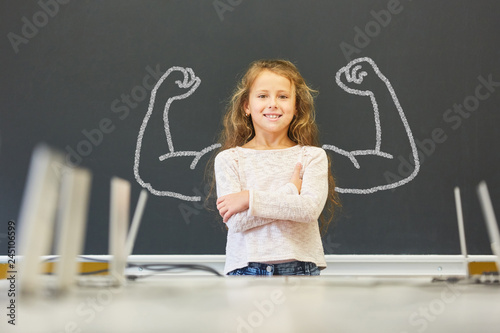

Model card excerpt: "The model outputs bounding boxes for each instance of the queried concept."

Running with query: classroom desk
[1,275,499,333]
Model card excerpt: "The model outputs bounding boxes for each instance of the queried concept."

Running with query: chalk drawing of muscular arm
[134,66,221,201]
[323,57,420,194]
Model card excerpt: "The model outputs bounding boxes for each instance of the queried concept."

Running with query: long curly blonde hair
[206,59,340,234]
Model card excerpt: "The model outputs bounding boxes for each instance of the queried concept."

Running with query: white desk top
[2,276,499,333]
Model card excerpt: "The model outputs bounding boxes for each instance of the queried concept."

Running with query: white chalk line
[163,67,200,153]
[134,66,220,201]
[324,57,420,194]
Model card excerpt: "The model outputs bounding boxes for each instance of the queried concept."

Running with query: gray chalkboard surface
[1,0,499,256]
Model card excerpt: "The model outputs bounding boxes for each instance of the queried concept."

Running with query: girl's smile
[263,113,282,120]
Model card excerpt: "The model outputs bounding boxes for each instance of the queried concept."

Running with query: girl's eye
[279,95,288,99]
[258,94,267,98]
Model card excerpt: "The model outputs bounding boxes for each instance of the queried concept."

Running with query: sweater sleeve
[248,148,328,223]
[214,150,294,233]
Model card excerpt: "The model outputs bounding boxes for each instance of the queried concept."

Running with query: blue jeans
[227,261,320,276]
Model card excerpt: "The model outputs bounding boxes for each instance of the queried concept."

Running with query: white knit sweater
[214,145,328,275]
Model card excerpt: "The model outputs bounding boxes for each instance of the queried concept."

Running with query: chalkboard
[1,0,500,256]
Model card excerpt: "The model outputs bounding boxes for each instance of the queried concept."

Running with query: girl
[213,59,339,276]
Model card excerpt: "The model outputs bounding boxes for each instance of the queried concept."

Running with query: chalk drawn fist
[336,57,383,96]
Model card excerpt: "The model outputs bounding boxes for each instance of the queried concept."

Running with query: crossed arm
[214,149,328,233]
[216,162,303,223]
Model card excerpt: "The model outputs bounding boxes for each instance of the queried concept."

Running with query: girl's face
[245,70,296,139]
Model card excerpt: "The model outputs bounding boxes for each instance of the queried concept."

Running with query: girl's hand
[216,190,249,223]
[290,162,302,194]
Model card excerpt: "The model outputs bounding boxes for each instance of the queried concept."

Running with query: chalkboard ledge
[3,254,496,277]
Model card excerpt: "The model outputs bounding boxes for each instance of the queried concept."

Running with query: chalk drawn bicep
[327,57,420,194]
